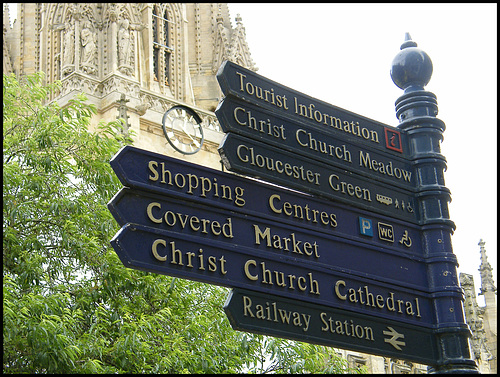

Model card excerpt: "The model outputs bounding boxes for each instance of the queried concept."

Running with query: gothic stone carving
[80,20,97,75]
[117,18,132,74]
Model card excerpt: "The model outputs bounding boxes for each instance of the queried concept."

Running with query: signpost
[216,60,407,157]
[219,132,419,223]
[108,187,429,290]
[215,95,416,190]
[109,145,424,255]
[108,34,478,372]
[224,288,440,365]
[111,222,434,328]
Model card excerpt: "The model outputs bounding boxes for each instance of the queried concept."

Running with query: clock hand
[179,118,200,146]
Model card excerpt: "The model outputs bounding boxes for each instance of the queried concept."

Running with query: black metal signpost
[224,288,440,365]
[108,35,478,373]
[108,152,435,327]
[108,188,429,291]
[390,35,477,373]
[215,96,416,190]
[218,132,418,223]
[215,59,406,158]
[109,145,424,256]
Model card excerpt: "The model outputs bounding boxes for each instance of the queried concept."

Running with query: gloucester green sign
[219,133,418,223]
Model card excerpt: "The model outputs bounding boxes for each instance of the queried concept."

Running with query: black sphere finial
[390,33,433,92]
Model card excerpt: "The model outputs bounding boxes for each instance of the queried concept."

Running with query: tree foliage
[3,72,365,374]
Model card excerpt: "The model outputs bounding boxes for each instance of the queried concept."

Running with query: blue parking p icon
[359,217,373,237]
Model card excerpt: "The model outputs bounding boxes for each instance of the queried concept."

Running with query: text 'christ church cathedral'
[3,3,496,374]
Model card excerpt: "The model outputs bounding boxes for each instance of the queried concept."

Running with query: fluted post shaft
[391,34,479,373]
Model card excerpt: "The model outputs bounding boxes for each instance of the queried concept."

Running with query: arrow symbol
[383,326,406,350]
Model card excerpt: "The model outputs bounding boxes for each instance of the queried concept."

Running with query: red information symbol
[384,127,403,153]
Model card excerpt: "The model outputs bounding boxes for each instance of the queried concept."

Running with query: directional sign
[110,222,434,328]
[108,187,429,290]
[216,96,416,190]
[224,289,439,365]
[218,133,418,223]
[110,146,424,248]
[216,60,407,157]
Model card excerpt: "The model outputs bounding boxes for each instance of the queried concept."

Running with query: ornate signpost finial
[391,32,433,94]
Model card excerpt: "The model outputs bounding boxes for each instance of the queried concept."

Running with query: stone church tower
[3,3,256,169]
[460,240,497,373]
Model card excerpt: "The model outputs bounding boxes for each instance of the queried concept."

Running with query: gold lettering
[406,301,415,316]
[256,305,266,319]
[297,276,307,291]
[186,251,196,267]
[244,259,258,281]
[208,255,217,272]
[334,282,423,319]
[170,241,183,265]
[211,221,221,236]
[146,202,163,223]
[146,203,233,238]
[269,194,282,213]
[335,280,347,300]
[219,256,227,274]
[267,194,337,229]
[148,160,159,181]
[243,260,319,295]
[151,239,167,261]
[320,312,329,331]
[243,296,254,317]
[254,224,271,246]
[329,174,372,202]
[145,165,246,207]
[376,294,385,309]
[253,224,319,259]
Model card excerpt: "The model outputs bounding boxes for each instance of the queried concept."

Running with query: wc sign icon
[359,217,373,237]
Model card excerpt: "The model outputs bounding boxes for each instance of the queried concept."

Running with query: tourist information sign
[224,288,439,365]
[216,60,407,157]
[219,132,417,223]
[215,95,415,190]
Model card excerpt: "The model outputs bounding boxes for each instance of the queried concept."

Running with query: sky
[227,3,497,302]
[6,3,496,303]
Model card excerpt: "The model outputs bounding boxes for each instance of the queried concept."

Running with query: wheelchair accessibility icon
[399,230,412,248]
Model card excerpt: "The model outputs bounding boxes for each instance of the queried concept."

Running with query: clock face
[162,105,204,155]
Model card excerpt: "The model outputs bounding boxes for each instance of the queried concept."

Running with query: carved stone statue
[62,20,75,67]
[80,21,96,73]
[118,18,131,67]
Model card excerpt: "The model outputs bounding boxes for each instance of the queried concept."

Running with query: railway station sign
[218,133,417,223]
[224,289,439,365]
[215,96,415,190]
[216,60,407,157]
